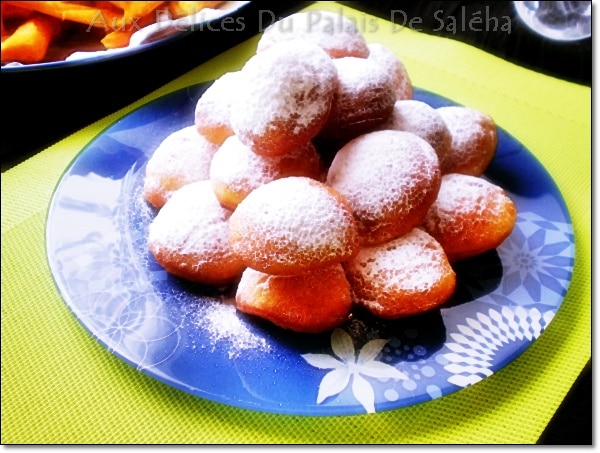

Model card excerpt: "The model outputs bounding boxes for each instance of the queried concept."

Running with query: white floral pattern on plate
[442,306,555,387]
[302,328,408,413]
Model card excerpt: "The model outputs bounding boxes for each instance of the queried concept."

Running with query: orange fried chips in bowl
[1,1,227,65]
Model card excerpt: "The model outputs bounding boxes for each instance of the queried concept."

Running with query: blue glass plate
[46,83,575,416]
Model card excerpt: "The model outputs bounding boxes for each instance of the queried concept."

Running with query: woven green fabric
[1,3,590,444]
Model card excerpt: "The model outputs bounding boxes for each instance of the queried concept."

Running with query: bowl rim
[1,1,251,73]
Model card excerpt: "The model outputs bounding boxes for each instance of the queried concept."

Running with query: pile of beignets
[144,11,517,334]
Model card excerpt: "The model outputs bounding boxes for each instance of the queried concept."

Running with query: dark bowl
[1,1,307,165]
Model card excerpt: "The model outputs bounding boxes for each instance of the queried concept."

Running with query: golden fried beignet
[344,228,456,319]
[229,176,359,275]
[148,180,245,286]
[327,130,441,246]
[236,264,352,333]
[319,56,396,143]
[422,173,517,262]
[257,11,370,59]
[367,43,413,100]
[210,136,324,210]
[194,71,240,146]
[437,106,497,176]
[144,126,218,208]
[379,100,451,164]
[231,40,337,157]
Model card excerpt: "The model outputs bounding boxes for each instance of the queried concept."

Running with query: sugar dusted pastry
[140,10,519,334]
[194,71,240,146]
[422,173,517,262]
[327,130,441,246]
[148,180,245,286]
[210,136,324,210]
[230,40,337,157]
[236,264,352,333]
[257,10,370,59]
[319,56,396,143]
[379,100,451,164]
[228,176,360,275]
[367,43,413,100]
[437,106,498,176]
[144,126,218,208]
[344,228,456,319]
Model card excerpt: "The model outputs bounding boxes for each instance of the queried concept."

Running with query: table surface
[1,1,591,445]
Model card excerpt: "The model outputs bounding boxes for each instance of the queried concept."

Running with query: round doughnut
[144,126,218,208]
[367,43,413,100]
[422,173,517,262]
[327,130,441,246]
[228,176,360,275]
[436,106,498,176]
[148,180,246,286]
[343,228,456,319]
[210,136,324,210]
[318,56,396,143]
[257,11,370,59]
[379,100,452,164]
[236,264,352,333]
[194,71,239,146]
[230,40,337,157]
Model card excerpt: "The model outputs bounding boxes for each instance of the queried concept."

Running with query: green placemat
[1,2,590,444]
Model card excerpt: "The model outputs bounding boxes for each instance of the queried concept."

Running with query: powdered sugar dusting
[327,130,440,227]
[210,136,276,193]
[319,56,396,140]
[230,40,336,140]
[144,126,218,207]
[349,228,448,293]
[148,180,235,267]
[257,11,369,58]
[367,43,412,100]
[229,176,358,272]
[436,106,497,174]
[380,100,451,162]
[438,106,489,146]
[333,56,394,99]
[424,173,507,234]
[191,298,270,359]
[210,136,322,197]
[194,71,240,139]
